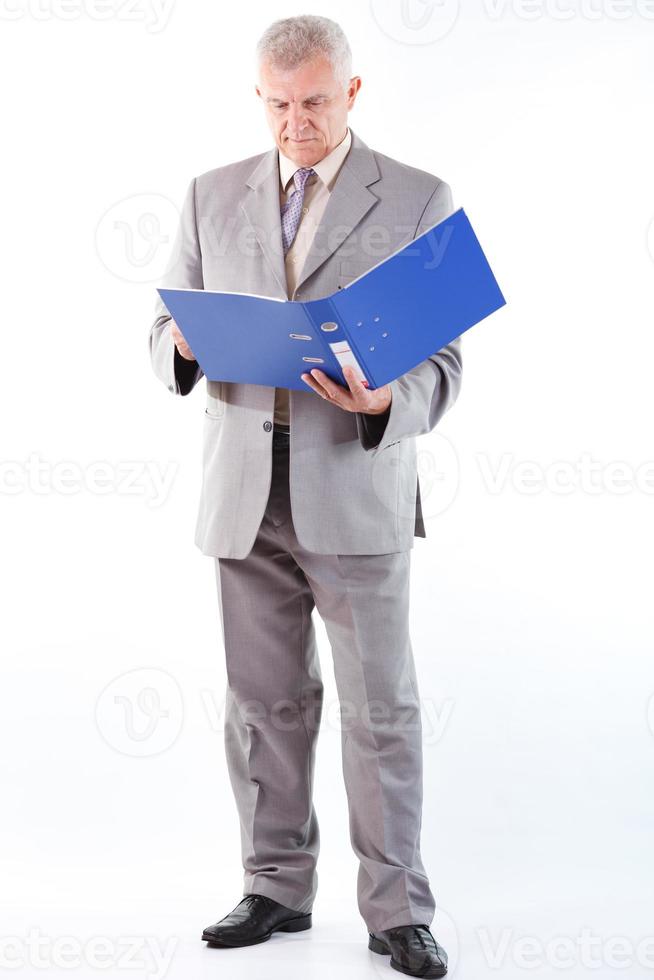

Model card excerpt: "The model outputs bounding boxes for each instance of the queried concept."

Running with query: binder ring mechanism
[289,324,370,387]
[289,333,326,365]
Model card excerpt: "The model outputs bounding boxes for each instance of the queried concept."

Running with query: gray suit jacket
[149,128,463,558]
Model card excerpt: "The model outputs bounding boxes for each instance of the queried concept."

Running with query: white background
[1,1,654,978]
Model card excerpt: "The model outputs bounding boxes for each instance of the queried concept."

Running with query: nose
[286,101,311,138]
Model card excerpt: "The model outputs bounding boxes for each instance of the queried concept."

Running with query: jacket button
[263,420,272,432]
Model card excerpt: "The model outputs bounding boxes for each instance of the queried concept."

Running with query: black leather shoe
[202,893,312,947]
[368,924,448,977]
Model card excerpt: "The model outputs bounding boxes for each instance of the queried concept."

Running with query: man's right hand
[171,319,196,361]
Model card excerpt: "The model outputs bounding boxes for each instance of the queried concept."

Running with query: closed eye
[270,99,326,109]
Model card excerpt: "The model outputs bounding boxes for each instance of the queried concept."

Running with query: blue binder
[157,207,505,391]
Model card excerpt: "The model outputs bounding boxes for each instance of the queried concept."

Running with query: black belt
[272,425,290,448]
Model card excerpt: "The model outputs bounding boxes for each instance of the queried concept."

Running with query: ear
[347,76,362,108]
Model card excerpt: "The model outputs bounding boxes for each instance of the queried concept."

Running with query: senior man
[149,14,461,978]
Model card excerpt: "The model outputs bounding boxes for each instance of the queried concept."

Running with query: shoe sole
[368,934,447,977]
[202,912,312,947]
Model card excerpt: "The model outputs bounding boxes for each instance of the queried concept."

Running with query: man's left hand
[300,365,392,415]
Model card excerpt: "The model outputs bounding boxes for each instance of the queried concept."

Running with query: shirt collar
[279,127,352,193]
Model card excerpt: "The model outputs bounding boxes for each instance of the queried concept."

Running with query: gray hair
[256,15,352,91]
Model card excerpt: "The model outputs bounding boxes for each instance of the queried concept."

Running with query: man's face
[256,54,361,167]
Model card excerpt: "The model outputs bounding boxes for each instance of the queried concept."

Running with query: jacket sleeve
[355,178,463,453]
[148,177,205,396]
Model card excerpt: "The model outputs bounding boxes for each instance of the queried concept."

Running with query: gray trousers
[213,430,436,933]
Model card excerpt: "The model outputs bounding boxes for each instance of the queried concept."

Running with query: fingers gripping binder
[157,207,506,392]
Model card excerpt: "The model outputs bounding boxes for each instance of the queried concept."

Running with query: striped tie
[281,167,316,255]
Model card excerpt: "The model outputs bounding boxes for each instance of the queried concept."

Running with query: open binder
[157,207,506,391]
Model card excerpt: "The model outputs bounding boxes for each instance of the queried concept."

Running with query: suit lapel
[296,131,381,291]
[239,128,381,298]
[240,149,288,297]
